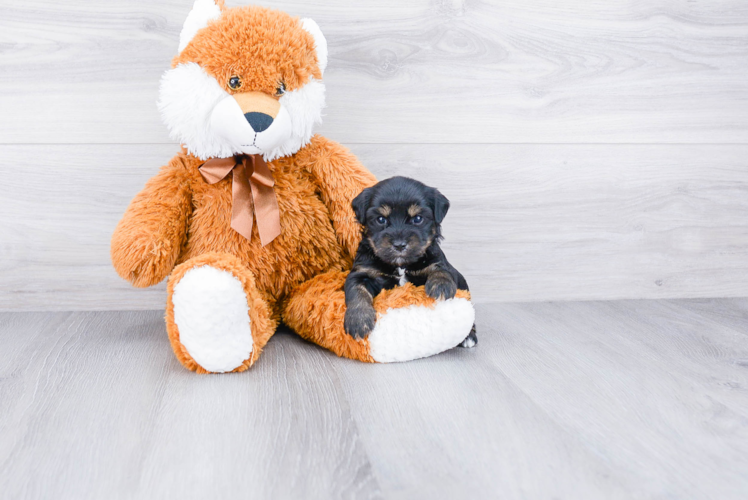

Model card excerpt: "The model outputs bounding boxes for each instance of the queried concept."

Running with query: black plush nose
[244,112,273,133]
[393,241,407,251]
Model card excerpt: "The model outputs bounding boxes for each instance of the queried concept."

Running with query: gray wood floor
[1,299,747,499]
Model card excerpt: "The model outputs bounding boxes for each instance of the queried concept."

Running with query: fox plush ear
[300,18,328,75]
[178,0,224,53]
[351,187,373,225]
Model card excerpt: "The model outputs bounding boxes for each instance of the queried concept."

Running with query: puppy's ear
[430,188,450,224]
[351,187,373,225]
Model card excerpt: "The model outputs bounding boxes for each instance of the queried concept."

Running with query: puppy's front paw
[459,325,477,348]
[344,306,377,339]
[425,275,457,300]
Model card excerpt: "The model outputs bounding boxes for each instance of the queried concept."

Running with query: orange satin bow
[198,154,281,247]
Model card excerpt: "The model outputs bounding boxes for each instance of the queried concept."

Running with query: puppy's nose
[393,241,407,252]
[244,112,274,133]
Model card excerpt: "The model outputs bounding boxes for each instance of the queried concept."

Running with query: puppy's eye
[412,215,424,224]
[275,82,286,97]
[376,216,387,225]
[228,76,243,90]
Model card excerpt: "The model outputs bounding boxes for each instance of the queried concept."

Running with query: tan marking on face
[233,91,281,118]
[377,205,392,217]
[408,204,422,217]
[367,236,379,250]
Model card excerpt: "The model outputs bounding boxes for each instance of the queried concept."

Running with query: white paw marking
[461,336,477,348]
[173,265,253,373]
[368,297,475,363]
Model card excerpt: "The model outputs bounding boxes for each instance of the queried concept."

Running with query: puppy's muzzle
[392,240,407,252]
[233,92,281,133]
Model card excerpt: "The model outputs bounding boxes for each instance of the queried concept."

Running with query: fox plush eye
[227,76,242,90]
[376,216,387,225]
[275,82,286,97]
[412,215,423,224]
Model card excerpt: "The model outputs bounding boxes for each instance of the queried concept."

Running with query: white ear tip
[178,0,223,53]
[300,18,328,75]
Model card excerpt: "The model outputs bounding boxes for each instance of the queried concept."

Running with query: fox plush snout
[234,92,281,132]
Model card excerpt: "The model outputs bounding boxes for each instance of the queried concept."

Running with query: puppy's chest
[387,267,427,288]
[396,268,407,286]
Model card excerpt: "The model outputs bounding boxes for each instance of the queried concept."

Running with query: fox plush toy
[111,0,475,373]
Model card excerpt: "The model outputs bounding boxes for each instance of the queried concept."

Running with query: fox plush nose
[244,112,273,132]
[233,91,281,133]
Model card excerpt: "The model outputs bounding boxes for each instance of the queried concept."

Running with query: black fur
[344,176,477,348]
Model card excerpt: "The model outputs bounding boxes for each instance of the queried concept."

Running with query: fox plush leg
[283,270,475,363]
[166,252,277,373]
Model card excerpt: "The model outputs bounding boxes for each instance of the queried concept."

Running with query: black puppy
[344,176,477,347]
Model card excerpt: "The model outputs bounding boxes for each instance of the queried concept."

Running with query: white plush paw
[367,298,476,363]
[172,265,253,373]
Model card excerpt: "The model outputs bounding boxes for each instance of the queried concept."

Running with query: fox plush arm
[299,136,377,261]
[111,157,193,288]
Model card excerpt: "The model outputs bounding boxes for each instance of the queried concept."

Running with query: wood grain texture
[1,0,747,309]
[0,312,381,500]
[1,300,747,498]
[1,0,747,144]
[1,143,746,310]
[475,300,748,500]
[329,298,748,499]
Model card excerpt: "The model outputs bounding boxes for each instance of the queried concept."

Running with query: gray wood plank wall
[1,0,747,310]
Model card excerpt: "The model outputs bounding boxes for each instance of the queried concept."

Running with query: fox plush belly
[110,0,475,373]
[178,147,349,298]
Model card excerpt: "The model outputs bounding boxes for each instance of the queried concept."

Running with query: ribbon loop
[247,155,275,188]
[199,154,281,246]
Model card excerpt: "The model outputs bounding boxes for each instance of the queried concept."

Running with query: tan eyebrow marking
[408,204,422,217]
[378,205,392,217]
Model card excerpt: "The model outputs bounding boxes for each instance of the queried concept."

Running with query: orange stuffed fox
[111,0,475,373]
